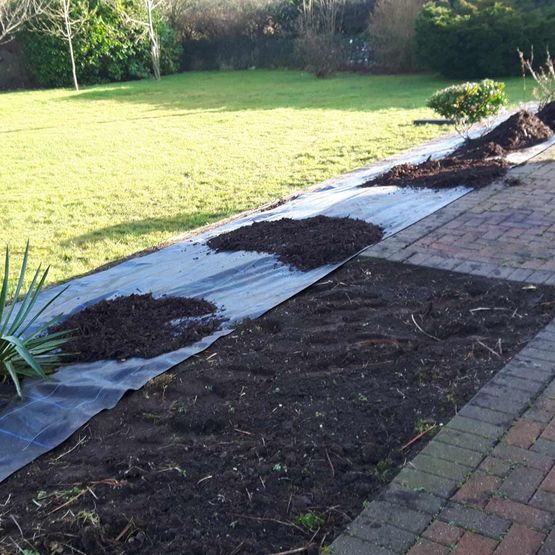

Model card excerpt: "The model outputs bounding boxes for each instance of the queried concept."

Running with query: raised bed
[2,258,555,554]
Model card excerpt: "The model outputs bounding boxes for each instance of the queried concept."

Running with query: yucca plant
[0,242,71,397]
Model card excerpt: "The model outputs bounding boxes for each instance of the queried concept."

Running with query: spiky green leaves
[0,242,71,397]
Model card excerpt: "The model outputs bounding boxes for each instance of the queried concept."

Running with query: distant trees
[369,0,425,72]
[18,0,181,88]
[415,0,555,78]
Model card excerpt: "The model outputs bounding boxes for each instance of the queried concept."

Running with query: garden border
[330,275,555,555]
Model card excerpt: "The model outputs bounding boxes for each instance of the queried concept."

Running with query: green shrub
[427,79,508,134]
[415,0,555,78]
[0,243,71,397]
[19,0,181,88]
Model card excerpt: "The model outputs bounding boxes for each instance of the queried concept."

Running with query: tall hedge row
[414,0,555,78]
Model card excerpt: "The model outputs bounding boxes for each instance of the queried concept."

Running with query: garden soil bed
[53,294,223,362]
[207,216,384,271]
[453,109,553,159]
[2,258,555,555]
[360,156,508,189]
[362,110,553,191]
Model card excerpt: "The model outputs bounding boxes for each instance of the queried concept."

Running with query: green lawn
[0,70,531,284]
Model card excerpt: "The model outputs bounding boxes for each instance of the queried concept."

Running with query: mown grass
[0,70,531,284]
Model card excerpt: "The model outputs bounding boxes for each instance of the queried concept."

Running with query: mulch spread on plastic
[208,215,384,271]
[4,258,555,555]
[360,156,508,189]
[53,294,223,362]
[362,110,552,190]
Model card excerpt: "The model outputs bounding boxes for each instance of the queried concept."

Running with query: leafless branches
[0,0,45,44]
[519,47,555,108]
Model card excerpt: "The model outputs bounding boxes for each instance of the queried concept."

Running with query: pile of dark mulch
[4,258,555,555]
[53,294,223,362]
[360,156,508,189]
[537,101,555,131]
[207,215,384,271]
[454,110,553,159]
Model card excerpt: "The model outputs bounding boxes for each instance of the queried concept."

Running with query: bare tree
[370,0,426,72]
[0,0,44,44]
[121,0,164,80]
[519,48,555,108]
[299,0,345,35]
[36,0,89,91]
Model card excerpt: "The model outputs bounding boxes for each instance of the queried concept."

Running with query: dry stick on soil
[400,424,438,451]
[269,545,317,555]
[233,514,307,534]
[411,314,440,341]
[113,518,136,543]
[48,489,88,515]
[325,448,335,477]
[476,340,501,358]
[51,435,87,462]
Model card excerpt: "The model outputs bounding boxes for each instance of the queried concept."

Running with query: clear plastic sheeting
[0,119,552,483]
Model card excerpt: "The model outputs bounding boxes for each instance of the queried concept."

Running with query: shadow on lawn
[62,210,229,249]
[61,71,445,114]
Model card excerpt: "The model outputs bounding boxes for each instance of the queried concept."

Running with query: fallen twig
[411,314,440,342]
[48,489,88,515]
[325,449,335,478]
[113,518,136,543]
[477,340,501,358]
[269,545,316,555]
[233,514,305,533]
[51,436,87,463]
[401,425,437,451]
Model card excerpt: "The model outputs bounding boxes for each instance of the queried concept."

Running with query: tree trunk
[63,0,78,91]
[67,35,79,91]
[146,0,160,80]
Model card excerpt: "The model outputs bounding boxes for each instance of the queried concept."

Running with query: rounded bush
[427,79,508,129]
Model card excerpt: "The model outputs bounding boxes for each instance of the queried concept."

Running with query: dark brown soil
[207,216,384,271]
[360,156,508,189]
[537,101,555,132]
[3,258,555,555]
[454,110,553,159]
[53,294,223,362]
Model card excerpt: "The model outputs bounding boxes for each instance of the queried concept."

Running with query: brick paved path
[331,146,555,554]
[364,147,555,285]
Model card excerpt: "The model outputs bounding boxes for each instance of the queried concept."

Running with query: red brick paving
[485,497,553,530]
[454,531,498,554]
[363,146,555,285]
[540,467,555,494]
[407,538,450,555]
[493,524,545,555]
[423,520,464,545]
[454,473,501,507]
[504,420,544,448]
